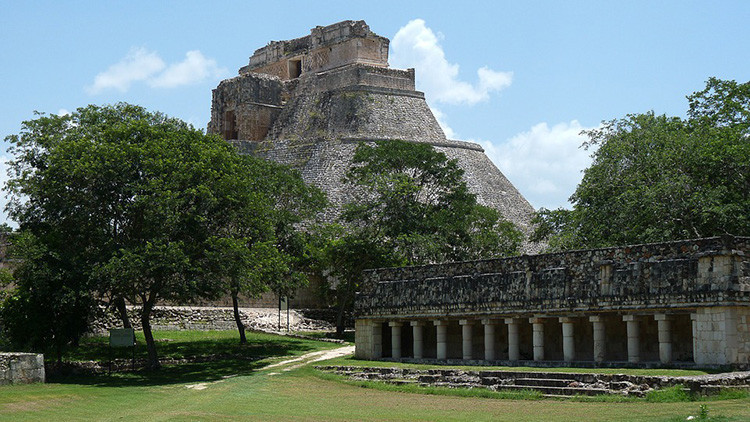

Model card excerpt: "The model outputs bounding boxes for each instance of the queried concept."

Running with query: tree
[0,231,95,363]
[2,103,304,368]
[533,78,750,250]
[326,140,523,334]
[200,157,326,343]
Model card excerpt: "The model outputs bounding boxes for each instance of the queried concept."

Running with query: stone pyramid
[208,20,538,252]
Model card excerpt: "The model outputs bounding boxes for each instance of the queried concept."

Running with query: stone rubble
[316,365,750,398]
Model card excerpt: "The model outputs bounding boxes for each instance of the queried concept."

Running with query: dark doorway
[223,110,238,140]
[288,59,302,79]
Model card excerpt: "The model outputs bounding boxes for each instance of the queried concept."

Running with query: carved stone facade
[354,236,750,367]
[208,20,538,249]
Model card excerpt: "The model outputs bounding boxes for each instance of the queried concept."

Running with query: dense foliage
[533,78,750,250]
[1,103,322,365]
[325,139,523,333]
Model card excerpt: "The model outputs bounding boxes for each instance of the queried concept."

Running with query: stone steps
[494,384,611,397]
[698,385,750,395]
[317,365,750,399]
[513,378,576,388]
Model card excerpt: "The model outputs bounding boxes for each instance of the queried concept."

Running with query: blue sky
[2,1,749,225]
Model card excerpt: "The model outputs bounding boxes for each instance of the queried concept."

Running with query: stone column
[434,320,449,360]
[460,320,474,360]
[482,319,497,361]
[505,318,520,361]
[691,312,699,365]
[389,321,403,359]
[530,317,545,361]
[372,320,383,359]
[655,314,672,364]
[589,316,606,363]
[559,317,575,362]
[411,321,425,359]
[623,315,640,363]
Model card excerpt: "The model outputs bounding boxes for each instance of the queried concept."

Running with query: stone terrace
[354,236,750,367]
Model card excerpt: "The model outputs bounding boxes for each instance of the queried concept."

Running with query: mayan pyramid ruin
[208,20,537,248]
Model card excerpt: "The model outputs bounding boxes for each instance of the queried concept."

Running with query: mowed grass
[0,330,749,421]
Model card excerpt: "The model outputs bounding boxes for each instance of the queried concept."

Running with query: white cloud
[149,50,226,88]
[429,106,456,139]
[87,48,226,94]
[479,121,598,210]
[57,108,71,116]
[391,19,512,105]
[87,47,166,94]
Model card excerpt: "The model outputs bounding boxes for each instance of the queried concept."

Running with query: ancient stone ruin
[0,353,45,385]
[208,20,537,244]
[354,235,750,368]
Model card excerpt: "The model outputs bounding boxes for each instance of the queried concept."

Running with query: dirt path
[185,345,355,389]
[265,345,355,373]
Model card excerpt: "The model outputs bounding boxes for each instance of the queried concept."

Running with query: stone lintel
[410,321,426,327]
[622,315,639,322]
[504,318,520,325]
[654,313,670,321]
[529,317,545,325]
[433,319,450,326]
[388,321,403,327]
[589,315,605,323]
[459,319,474,326]
[558,317,576,324]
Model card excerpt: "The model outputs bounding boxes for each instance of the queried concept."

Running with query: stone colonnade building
[354,236,750,367]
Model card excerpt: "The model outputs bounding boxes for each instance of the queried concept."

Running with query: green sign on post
[110,328,136,348]
[109,328,136,372]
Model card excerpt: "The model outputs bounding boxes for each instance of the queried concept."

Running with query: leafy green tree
[249,159,327,300]
[2,103,313,367]
[200,157,325,343]
[326,140,523,334]
[533,78,750,250]
[343,140,522,262]
[0,232,95,363]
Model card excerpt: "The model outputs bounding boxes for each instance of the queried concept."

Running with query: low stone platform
[0,353,45,385]
[91,306,335,334]
[316,365,750,398]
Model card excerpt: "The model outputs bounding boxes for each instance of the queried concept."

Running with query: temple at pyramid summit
[208,20,538,249]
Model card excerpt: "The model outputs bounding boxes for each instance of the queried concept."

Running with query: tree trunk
[114,296,131,328]
[231,291,247,344]
[335,292,350,337]
[140,300,160,370]
[56,342,63,365]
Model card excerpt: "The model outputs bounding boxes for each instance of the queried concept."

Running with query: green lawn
[1,330,749,421]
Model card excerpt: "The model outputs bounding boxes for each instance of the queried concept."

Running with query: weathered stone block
[0,353,44,385]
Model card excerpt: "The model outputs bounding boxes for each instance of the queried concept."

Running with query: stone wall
[240,20,389,78]
[357,236,750,318]
[0,353,44,385]
[91,306,335,334]
[207,72,284,141]
[692,306,750,365]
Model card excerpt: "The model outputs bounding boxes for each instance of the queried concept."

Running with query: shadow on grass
[49,336,323,388]
[49,358,268,387]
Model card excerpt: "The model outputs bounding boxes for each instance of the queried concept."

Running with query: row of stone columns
[386,313,677,364]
